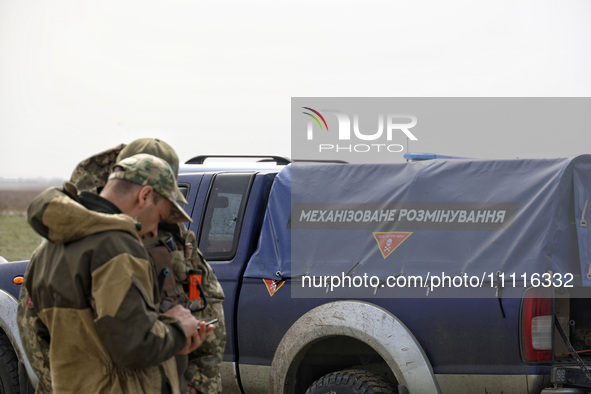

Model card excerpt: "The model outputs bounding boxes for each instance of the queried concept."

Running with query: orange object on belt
[188,269,203,302]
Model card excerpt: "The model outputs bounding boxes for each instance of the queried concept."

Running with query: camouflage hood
[27,182,140,244]
[70,143,126,193]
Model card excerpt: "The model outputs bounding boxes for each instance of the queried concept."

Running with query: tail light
[520,287,554,364]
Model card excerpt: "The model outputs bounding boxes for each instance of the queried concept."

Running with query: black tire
[0,334,20,394]
[305,369,397,394]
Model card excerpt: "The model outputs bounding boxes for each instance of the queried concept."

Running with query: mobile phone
[197,318,219,332]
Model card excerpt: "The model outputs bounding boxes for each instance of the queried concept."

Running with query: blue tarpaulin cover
[245,156,591,288]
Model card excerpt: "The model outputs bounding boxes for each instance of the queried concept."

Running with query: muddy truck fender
[270,300,440,394]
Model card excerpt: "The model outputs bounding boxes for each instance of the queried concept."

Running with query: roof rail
[185,155,291,165]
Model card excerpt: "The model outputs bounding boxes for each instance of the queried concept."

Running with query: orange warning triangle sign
[373,232,412,259]
[263,279,285,296]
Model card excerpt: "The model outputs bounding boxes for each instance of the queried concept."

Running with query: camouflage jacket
[17,183,185,393]
[144,224,226,393]
[71,144,226,393]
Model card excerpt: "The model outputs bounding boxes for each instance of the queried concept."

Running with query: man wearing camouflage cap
[18,154,213,393]
[71,138,226,394]
[108,153,191,225]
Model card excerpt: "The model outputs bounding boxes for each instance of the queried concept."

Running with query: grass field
[0,189,44,262]
[0,214,42,261]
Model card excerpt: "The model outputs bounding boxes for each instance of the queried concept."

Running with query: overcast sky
[1,1,590,180]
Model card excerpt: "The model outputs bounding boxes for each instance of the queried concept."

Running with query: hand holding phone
[197,318,219,331]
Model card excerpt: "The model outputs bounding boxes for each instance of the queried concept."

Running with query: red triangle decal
[263,279,285,296]
[373,232,412,259]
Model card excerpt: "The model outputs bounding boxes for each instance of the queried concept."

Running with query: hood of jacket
[27,182,140,244]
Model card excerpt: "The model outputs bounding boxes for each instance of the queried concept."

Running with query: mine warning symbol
[373,232,413,259]
[263,279,285,297]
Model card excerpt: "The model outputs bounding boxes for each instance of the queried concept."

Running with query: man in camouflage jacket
[18,154,212,393]
[70,138,226,394]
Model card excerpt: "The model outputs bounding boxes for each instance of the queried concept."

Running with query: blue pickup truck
[2,154,591,393]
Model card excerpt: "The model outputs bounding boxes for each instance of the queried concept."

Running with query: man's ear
[137,185,153,208]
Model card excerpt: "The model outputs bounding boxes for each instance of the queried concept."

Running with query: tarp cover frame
[245,156,591,288]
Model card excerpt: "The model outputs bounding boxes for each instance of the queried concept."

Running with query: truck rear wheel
[0,334,20,394]
[305,369,398,394]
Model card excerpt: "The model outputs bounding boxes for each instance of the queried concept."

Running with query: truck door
[185,172,273,364]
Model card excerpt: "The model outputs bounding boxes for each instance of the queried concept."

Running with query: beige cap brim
[166,186,192,223]
[167,199,193,223]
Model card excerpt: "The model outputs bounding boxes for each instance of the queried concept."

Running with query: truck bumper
[540,365,591,393]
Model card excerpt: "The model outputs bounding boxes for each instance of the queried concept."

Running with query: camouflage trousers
[185,300,225,394]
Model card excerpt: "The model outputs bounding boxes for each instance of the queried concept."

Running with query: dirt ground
[0,189,44,215]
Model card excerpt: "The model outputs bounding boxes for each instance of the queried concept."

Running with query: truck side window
[199,173,253,261]
[178,183,190,210]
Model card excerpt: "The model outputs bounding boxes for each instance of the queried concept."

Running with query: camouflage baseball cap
[117,138,180,177]
[109,154,192,223]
